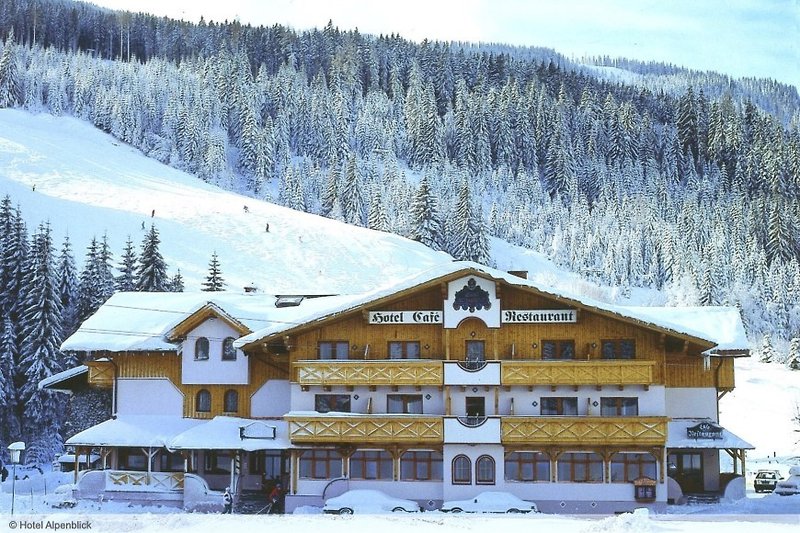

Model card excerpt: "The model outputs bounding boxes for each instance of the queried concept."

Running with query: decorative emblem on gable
[452,278,492,313]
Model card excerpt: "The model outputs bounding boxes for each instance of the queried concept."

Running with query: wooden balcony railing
[501,416,668,446]
[293,360,443,386]
[501,360,655,386]
[286,415,443,443]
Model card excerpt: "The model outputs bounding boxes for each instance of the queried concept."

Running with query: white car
[774,466,800,496]
[323,489,420,514]
[441,491,539,513]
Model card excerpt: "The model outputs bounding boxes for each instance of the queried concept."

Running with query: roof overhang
[667,418,754,450]
[165,302,251,342]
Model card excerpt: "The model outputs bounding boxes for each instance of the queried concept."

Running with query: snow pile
[585,508,653,533]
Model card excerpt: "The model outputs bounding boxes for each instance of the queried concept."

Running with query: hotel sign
[686,421,723,440]
[368,311,443,325]
[502,309,577,324]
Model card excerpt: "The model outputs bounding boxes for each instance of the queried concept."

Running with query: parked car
[774,466,800,496]
[441,491,539,513]
[323,489,420,514]
[753,470,781,493]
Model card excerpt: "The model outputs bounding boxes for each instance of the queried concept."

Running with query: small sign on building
[686,421,723,440]
[633,477,657,502]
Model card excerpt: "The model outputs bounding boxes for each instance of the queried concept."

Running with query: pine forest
[0,0,800,460]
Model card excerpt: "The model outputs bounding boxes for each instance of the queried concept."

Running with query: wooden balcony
[501,360,655,387]
[286,415,443,444]
[501,416,668,446]
[293,360,443,386]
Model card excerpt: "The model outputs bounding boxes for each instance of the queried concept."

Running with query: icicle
[511,343,516,359]
[510,397,515,415]
[703,354,711,371]
[364,344,370,359]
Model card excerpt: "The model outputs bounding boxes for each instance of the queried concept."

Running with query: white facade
[251,379,291,417]
[181,319,248,385]
[117,378,183,416]
[665,388,718,420]
[444,276,500,328]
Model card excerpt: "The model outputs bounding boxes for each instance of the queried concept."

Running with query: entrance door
[668,452,704,493]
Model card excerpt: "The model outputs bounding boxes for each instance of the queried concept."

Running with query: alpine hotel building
[52,262,753,513]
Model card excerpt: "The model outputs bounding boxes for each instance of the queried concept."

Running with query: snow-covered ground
[1,109,799,529]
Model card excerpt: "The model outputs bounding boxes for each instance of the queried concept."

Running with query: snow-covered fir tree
[409,176,445,251]
[787,337,800,371]
[169,269,185,292]
[0,314,21,448]
[136,224,169,292]
[202,251,225,291]
[115,236,137,291]
[77,236,115,324]
[0,28,22,108]
[55,235,80,340]
[759,334,776,363]
[19,222,64,465]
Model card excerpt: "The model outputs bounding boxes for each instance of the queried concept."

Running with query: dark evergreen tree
[116,236,138,291]
[55,235,80,340]
[202,251,225,291]
[19,222,64,465]
[0,315,21,448]
[0,28,22,108]
[136,224,169,291]
[77,236,114,324]
[409,176,444,251]
[169,269,185,292]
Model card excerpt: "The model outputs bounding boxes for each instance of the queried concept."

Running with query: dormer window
[222,337,237,361]
[195,337,209,360]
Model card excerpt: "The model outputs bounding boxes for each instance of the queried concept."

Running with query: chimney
[507,270,528,280]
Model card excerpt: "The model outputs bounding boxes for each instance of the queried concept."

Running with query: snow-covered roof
[169,416,292,451]
[38,364,88,391]
[65,415,204,448]
[237,261,750,353]
[60,291,355,353]
[667,419,754,450]
[65,415,292,451]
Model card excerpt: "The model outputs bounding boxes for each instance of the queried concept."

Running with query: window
[224,389,239,413]
[476,455,496,485]
[249,450,284,478]
[118,448,148,470]
[541,340,575,360]
[387,394,423,414]
[196,389,211,412]
[540,397,578,415]
[319,341,349,360]
[298,450,342,479]
[610,453,657,482]
[465,340,485,363]
[194,337,209,360]
[505,452,550,482]
[349,450,393,480]
[315,394,351,413]
[600,397,639,416]
[557,452,604,482]
[452,455,472,484]
[388,341,421,359]
[222,337,237,361]
[205,451,233,474]
[601,339,636,359]
[465,396,486,417]
[400,450,443,481]
[159,451,184,472]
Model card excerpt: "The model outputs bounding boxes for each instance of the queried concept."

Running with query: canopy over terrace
[667,418,755,479]
[168,416,291,451]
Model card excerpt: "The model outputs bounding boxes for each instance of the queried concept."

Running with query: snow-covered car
[441,491,539,513]
[753,470,781,493]
[323,489,420,514]
[774,466,800,496]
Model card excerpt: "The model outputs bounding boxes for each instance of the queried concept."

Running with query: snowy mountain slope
[1,109,798,459]
[0,109,451,294]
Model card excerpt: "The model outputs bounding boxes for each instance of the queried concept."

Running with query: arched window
[224,390,239,413]
[475,455,495,485]
[196,389,211,412]
[194,337,209,360]
[452,454,472,485]
[504,451,550,482]
[222,337,237,361]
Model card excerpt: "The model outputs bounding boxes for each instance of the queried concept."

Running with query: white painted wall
[251,379,291,417]
[665,388,718,420]
[117,378,183,416]
[443,417,501,444]
[442,444,505,501]
[443,361,501,386]
[181,319,248,385]
[444,276,500,328]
